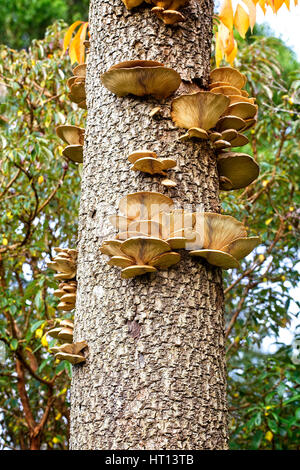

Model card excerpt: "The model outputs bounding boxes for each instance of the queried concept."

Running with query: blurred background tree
[0,0,89,49]
[0,5,299,450]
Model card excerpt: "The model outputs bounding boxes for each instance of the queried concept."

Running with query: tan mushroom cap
[59,319,74,329]
[118,191,174,221]
[171,91,230,131]
[73,64,87,78]
[100,240,124,257]
[161,178,177,187]
[214,139,231,150]
[210,67,246,89]
[179,127,209,141]
[229,133,249,147]
[223,236,261,260]
[101,60,181,99]
[121,265,157,279]
[128,150,158,163]
[190,249,240,269]
[62,145,83,163]
[68,84,86,103]
[242,118,257,131]
[217,152,259,190]
[57,327,73,342]
[149,251,181,268]
[60,293,76,303]
[56,125,84,146]
[131,157,167,175]
[57,302,74,312]
[216,115,246,132]
[108,256,134,268]
[210,85,243,96]
[208,81,231,90]
[226,102,258,120]
[202,213,247,250]
[228,95,255,105]
[209,131,222,142]
[122,0,144,8]
[55,352,86,364]
[116,231,149,240]
[151,7,185,24]
[51,341,87,356]
[121,237,171,264]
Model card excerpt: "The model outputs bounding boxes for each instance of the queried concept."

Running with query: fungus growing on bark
[151,7,185,24]
[100,237,180,279]
[217,152,260,190]
[47,248,77,280]
[210,67,246,89]
[101,60,181,99]
[56,125,84,163]
[67,64,86,109]
[51,341,87,365]
[171,91,230,136]
[128,150,176,176]
[189,213,261,269]
[121,0,144,8]
[47,319,74,343]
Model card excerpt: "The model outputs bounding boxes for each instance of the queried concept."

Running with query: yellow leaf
[215,31,224,67]
[63,21,83,53]
[41,334,48,348]
[38,175,44,185]
[55,412,62,421]
[265,430,273,442]
[35,328,43,339]
[258,254,265,262]
[226,37,237,65]
[79,22,89,65]
[242,0,256,31]
[219,0,234,30]
[52,437,59,444]
[274,0,285,11]
[265,217,273,225]
[2,238,8,246]
[234,4,250,38]
[69,24,85,65]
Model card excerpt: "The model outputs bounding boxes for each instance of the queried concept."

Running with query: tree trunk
[70,0,228,450]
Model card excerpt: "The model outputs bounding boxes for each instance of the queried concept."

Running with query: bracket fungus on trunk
[101,60,181,99]
[128,149,177,180]
[217,152,260,191]
[100,236,180,279]
[67,64,87,109]
[189,213,261,269]
[47,248,77,281]
[56,125,84,163]
[51,341,87,365]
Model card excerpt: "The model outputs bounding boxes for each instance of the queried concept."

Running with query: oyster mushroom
[56,125,84,163]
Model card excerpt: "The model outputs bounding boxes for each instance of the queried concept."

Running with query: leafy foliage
[0,0,89,49]
[0,21,85,449]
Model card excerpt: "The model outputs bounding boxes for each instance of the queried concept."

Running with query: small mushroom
[217,152,260,190]
[47,320,74,343]
[189,213,260,269]
[56,125,84,164]
[101,60,181,99]
[171,91,230,135]
[151,7,185,24]
[121,0,144,8]
[67,64,86,108]
[225,102,258,120]
[210,85,243,97]
[47,248,77,280]
[128,150,176,176]
[216,115,246,132]
[210,67,246,89]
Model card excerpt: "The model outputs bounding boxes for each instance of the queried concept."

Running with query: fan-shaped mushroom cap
[171,91,230,131]
[73,64,86,78]
[56,125,84,146]
[229,134,249,147]
[116,231,149,240]
[152,7,185,24]
[100,240,124,257]
[118,191,174,221]
[210,67,246,89]
[60,293,76,303]
[161,178,177,187]
[222,236,261,260]
[121,265,157,279]
[149,0,188,7]
[214,140,231,150]
[55,352,85,364]
[160,159,177,170]
[228,95,255,105]
[108,256,134,268]
[217,152,259,190]
[202,213,247,250]
[216,115,246,132]
[210,85,242,96]
[57,327,73,342]
[62,145,83,163]
[209,131,222,142]
[242,118,257,131]
[121,237,171,265]
[122,0,144,8]
[101,60,181,99]
[190,249,240,269]
[52,341,87,356]
[59,319,74,329]
[57,302,74,312]
[128,150,158,164]
[226,102,257,120]
[131,157,167,175]
[149,251,181,268]
[208,81,231,89]
[179,127,209,141]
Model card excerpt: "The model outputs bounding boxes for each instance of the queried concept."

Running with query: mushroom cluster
[127,149,177,185]
[67,64,86,109]
[101,60,181,99]
[47,320,87,365]
[47,248,77,281]
[54,280,77,312]
[122,0,189,25]
[56,125,84,164]
[100,192,260,276]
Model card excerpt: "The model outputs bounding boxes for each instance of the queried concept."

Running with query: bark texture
[70,0,228,450]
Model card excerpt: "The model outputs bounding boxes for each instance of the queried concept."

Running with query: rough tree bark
[70,0,228,450]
